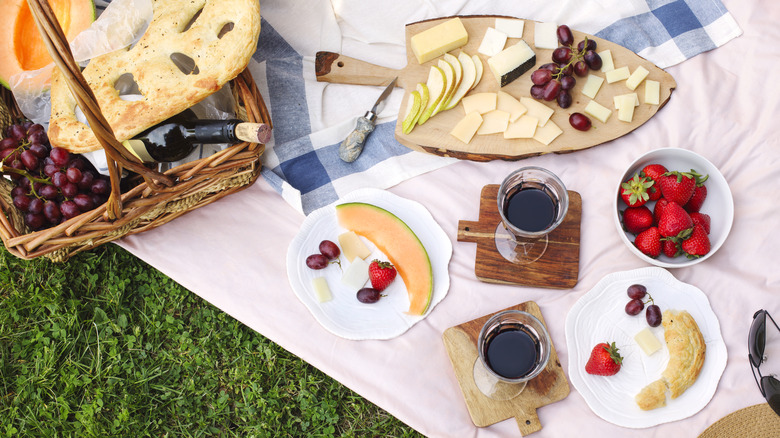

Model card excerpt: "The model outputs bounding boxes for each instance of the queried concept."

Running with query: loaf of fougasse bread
[48,0,261,154]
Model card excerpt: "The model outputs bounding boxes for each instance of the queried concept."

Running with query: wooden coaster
[442,301,570,435]
[457,185,581,289]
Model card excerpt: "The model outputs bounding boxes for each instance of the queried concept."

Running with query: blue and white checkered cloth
[247,0,742,214]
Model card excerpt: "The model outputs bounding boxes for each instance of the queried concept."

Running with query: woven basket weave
[0,0,270,262]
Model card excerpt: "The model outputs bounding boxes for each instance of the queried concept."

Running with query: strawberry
[662,238,681,258]
[690,212,711,234]
[647,185,662,202]
[682,224,711,257]
[622,206,653,234]
[641,164,668,181]
[634,227,661,258]
[368,259,397,291]
[585,342,623,376]
[683,184,708,213]
[656,170,700,205]
[620,173,654,207]
[657,202,693,239]
[653,198,669,225]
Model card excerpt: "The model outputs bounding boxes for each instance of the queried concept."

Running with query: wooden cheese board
[315,15,676,161]
[442,301,569,435]
[457,184,581,288]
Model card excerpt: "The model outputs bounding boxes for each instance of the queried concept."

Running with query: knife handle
[339,112,376,163]
[316,51,405,87]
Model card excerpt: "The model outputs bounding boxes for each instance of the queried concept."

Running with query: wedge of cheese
[462,92,497,114]
[476,110,510,135]
[487,40,536,87]
[504,115,538,139]
[450,111,483,144]
[533,120,562,145]
[496,91,527,122]
[411,18,469,64]
[519,97,555,127]
[645,80,660,105]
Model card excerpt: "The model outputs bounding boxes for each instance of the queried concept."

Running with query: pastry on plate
[635,309,706,410]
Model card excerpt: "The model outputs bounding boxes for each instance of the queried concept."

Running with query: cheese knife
[339,77,398,163]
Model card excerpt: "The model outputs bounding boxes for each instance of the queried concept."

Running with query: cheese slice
[645,79,660,105]
[613,93,639,109]
[311,277,332,303]
[626,65,650,90]
[605,66,630,83]
[584,100,612,123]
[341,257,369,290]
[504,115,538,139]
[497,91,527,122]
[598,49,614,72]
[533,120,562,145]
[581,74,605,99]
[634,328,662,356]
[477,110,510,135]
[519,97,555,127]
[450,111,483,144]
[410,17,469,64]
[534,22,558,49]
[478,27,508,57]
[338,231,371,262]
[616,94,636,122]
[495,18,525,38]
[487,40,536,87]
[462,92,497,114]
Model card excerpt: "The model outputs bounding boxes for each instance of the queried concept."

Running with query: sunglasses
[749,309,780,416]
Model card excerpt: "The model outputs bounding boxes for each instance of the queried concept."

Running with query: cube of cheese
[581,74,605,99]
[477,110,510,135]
[626,66,650,90]
[411,18,469,64]
[497,91,527,122]
[634,328,662,356]
[450,111,483,144]
[584,100,612,123]
[341,257,369,290]
[605,66,630,83]
[598,49,614,72]
[534,22,558,49]
[615,94,636,122]
[487,40,536,87]
[462,92,497,114]
[311,277,332,303]
[613,93,639,109]
[519,97,555,127]
[338,231,370,262]
[532,120,562,145]
[495,18,525,38]
[645,80,660,105]
[503,115,538,139]
[478,27,508,57]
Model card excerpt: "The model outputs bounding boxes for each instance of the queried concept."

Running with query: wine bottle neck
[122,139,155,163]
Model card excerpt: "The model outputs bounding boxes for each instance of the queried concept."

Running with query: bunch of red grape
[305,240,341,269]
[529,24,603,109]
[624,284,662,327]
[1,121,111,231]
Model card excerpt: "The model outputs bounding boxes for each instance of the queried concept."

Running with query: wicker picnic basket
[0,0,271,262]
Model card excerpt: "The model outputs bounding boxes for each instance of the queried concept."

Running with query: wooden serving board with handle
[315,15,676,161]
[442,301,569,435]
[457,184,581,289]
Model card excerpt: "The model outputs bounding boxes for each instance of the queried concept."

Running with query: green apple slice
[432,59,456,117]
[471,54,484,91]
[442,53,463,108]
[417,65,446,125]
[444,52,477,110]
[401,90,422,134]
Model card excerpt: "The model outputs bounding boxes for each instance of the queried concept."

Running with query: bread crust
[48,0,261,153]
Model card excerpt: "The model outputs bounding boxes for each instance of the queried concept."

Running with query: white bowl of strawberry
[614,148,734,268]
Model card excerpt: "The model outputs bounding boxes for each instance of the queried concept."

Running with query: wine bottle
[122,109,272,163]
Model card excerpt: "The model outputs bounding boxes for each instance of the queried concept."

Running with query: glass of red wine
[495,167,569,264]
[473,310,551,400]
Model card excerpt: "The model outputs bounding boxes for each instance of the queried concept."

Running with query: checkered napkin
[237,0,742,214]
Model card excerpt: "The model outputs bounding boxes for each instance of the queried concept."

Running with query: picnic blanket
[255,0,741,215]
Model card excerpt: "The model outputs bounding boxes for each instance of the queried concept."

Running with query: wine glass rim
[477,310,552,383]
[497,166,569,238]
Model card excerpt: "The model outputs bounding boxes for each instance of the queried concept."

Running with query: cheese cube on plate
[626,65,650,90]
[584,100,612,123]
[598,49,614,72]
[615,94,637,122]
[605,66,630,83]
[645,80,660,105]
[634,328,662,356]
[341,257,369,290]
[478,27,508,57]
[581,74,605,99]
[338,231,370,262]
[613,93,639,109]
[311,277,332,303]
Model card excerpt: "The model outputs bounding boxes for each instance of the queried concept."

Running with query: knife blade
[339,77,398,163]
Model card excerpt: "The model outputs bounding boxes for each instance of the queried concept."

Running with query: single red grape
[584,50,603,70]
[60,200,81,220]
[627,284,647,299]
[13,194,32,211]
[530,85,546,100]
[541,80,562,101]
[552,47,572,64]
[24,213,46,230]
[306,254,329,270]
[646,305,662,327]
[91,178,110,195]
[356,287,382,304]
[50,147,70,167]
[556,91,572,108]
[625,299,644,316]
[557,25,574,46]
[43,201,61,223]
[560,75,576,90]
[52,172,68,188]
[66,167,82,184]
[319,240,341,260]
[573,61,589,77]
[531,69,553,86]
[73,193,95,212]
[28,198,44,214]
[569,113,592,131]
[577,39,597,52]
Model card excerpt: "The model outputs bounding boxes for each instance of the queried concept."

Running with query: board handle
[315,51,403,86]
[457,220,496,243]
[515,411,542,435]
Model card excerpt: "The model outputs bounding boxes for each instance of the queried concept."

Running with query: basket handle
[25,0,174,220]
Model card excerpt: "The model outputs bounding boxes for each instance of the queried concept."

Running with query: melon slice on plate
[336,202,434,315]
[0,0,96,88]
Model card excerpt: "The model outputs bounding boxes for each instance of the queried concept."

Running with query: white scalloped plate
[286,188,452,340]
[565,267,727,428]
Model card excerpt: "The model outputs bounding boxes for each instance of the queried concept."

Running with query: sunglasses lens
[750,311,767,367]
[764,376,780,417]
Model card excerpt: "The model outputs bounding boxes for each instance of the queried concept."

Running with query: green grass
[0,243,421,437]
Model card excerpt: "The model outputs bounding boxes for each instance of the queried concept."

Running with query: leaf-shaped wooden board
[315,15,676,162]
